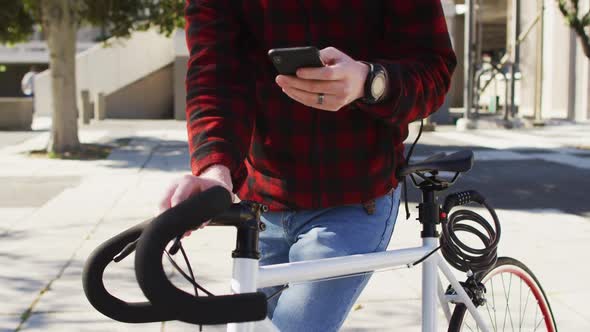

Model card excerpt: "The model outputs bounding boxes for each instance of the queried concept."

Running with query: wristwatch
[360,62,388,104]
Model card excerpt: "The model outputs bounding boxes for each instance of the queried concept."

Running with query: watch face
[371,73,386,99]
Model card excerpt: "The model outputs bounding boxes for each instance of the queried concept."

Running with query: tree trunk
[574,25,590,59]
[41,0,80,154]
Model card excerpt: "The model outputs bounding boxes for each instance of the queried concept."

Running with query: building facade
[446,0,590,123]
[4,3,589,124]
[0,27,98,98]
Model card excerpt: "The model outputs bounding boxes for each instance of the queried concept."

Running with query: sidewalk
[1,118,589,331]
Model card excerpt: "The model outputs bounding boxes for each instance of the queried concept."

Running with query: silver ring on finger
[317,93,325,105]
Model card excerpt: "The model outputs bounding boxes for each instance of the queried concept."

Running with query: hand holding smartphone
[268,46,324,76]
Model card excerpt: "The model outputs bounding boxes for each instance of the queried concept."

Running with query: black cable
[406,119,423,163]
[267,285,289,301]
[177,243,205,332]
[164,245,215,297]
[440,199,501,273]
[163,245,211,332]
[411,245,441,266]
[179,243,199,296]
[403,119,424,220]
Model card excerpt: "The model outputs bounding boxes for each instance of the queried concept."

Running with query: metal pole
[463,0,475,121]
[533,0,545,126]
[475,2,484,120]
[509,0,521,120]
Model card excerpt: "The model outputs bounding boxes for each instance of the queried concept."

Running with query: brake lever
[113,239,139,263]
[168,236,183,255]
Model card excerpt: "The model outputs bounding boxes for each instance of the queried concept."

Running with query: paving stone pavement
[0,118,589,331]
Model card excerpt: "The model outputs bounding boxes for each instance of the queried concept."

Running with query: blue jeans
[258,188,402,332]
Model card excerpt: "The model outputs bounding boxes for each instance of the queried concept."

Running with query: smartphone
[268,46,324,76]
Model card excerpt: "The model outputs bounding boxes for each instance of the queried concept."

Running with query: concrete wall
[173,30,190,121]
[540,0,577,120]
[517,0,541,118]
[174,56,188,120]
[34,29,176,117]
[105,64,174,119]
[573,0,590,122]
[575,53,590,122]
[0,98,33,130]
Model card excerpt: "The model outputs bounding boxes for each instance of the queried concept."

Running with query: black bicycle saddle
[397,150,474,177]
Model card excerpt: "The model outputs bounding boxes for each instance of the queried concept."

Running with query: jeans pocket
[375,188,401,251]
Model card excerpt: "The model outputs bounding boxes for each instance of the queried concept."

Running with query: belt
[362,199,376,215]
[361,188,394,215]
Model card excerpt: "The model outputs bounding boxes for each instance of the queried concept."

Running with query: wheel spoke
[485,300,498,331]
[519,278,522,331]
[534,316,544,331]
[533,303,539,332]
[519,286,532,330]
[501,273,508,331]
[500,273,516,331]
[490,276,498,331]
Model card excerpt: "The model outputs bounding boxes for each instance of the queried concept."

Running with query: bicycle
[83,149,557,332]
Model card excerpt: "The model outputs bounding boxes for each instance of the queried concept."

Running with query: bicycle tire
[448,257,557,332]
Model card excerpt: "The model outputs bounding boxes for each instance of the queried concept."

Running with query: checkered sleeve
[355,0,457,125]
[184,0,255,189]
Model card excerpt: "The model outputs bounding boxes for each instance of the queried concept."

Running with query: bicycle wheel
[448,257,557,332]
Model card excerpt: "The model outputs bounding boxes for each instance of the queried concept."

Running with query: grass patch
[29,143,113,160]
[19,308,32,326]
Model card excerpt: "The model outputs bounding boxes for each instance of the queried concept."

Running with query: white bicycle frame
[227,237,490,332]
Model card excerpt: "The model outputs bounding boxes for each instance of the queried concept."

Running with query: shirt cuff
[191,152,247,192]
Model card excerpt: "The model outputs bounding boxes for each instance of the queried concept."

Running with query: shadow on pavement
[101,136,590,217]
[100,136,191,172]
[404,144,590,217]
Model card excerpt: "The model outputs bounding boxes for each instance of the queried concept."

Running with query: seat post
[419,188,440,238]
[419,188,440,332]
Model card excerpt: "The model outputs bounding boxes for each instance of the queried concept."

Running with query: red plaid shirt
[185,0,456,211]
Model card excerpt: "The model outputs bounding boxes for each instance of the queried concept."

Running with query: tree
[1,0,184,155]
[557,0,590,59]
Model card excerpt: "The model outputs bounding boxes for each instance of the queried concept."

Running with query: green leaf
[582,10,590,26]
[0,1,35,43]
[80,0,184,39]
[0,0,184,44]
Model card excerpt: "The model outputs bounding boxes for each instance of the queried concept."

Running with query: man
[159,1,456,331]
[21,65,39,114]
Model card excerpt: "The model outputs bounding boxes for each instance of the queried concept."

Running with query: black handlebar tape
[134,186,268,325]
[82,219,172,323]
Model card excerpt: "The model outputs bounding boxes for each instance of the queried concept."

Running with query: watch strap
[359,61,387,104]
[360,61,375,104]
